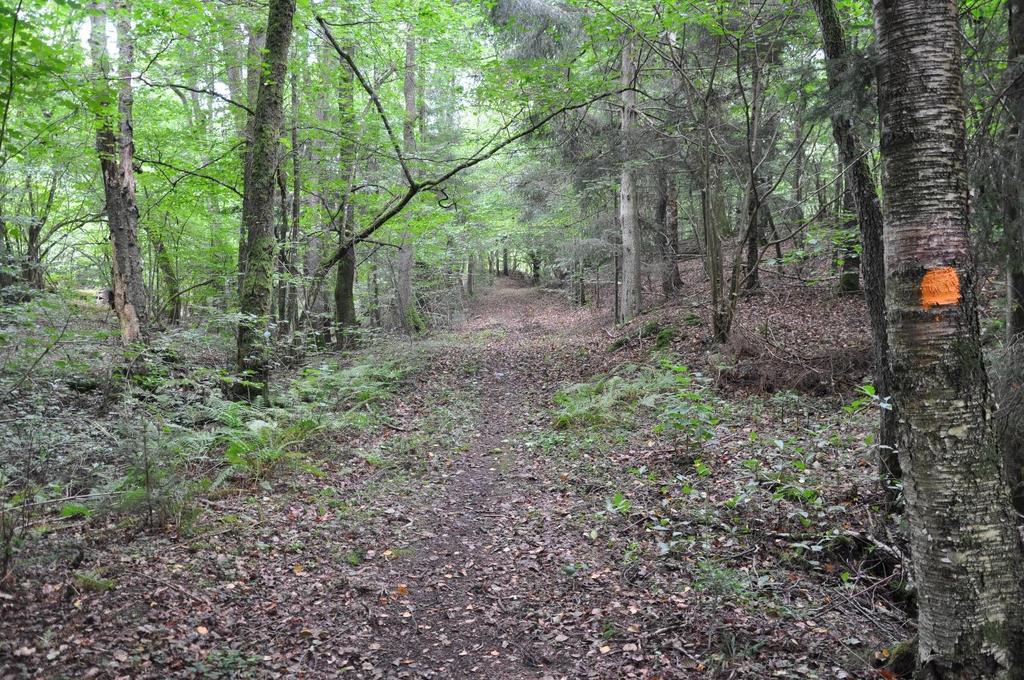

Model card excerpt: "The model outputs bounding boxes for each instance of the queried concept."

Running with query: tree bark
[619,36,641,322]
[235,0,295,395]
[874,0,1024,674]
[812,0,899,490]
[90,1,147,346]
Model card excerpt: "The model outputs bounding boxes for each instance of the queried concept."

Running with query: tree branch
[136,148,244,198]
[137,76,254,115]
[316,16,416,187]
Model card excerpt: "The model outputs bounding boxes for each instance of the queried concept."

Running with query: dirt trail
[361,280,604,678]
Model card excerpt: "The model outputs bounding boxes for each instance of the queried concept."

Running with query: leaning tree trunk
[235,0,295,396]
[619,36,641,322]
[874,0,1024,674]
[812,0,900,492]
[90,1,147,346]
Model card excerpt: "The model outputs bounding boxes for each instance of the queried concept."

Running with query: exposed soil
[1,279,911,679]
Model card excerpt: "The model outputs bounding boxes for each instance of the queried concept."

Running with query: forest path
[357,279,607,678]
[1,278,910,679]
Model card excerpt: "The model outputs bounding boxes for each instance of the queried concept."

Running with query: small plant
[655,362,720,449]
[73,570,116,592]
[655,325,678,349]
[606,492,631,515]
[843,383,892,414]
[215,417,321,487]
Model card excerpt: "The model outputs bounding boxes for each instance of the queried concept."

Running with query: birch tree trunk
[90,1,147,346]
[874,0,1024,674]
[235,0,294,396]
[812,0,900,494]
[618,36,641,322]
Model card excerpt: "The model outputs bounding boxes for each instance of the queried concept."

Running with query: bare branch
[316,16,416,187]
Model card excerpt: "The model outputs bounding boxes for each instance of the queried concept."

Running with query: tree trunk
[1002,0,1024,519]
[395,30,419,334]
[529,251,541,284]
[90,1,147,346]
[370,259,381,327]
[656,166,682,296]
[743,59,764,292]
[837,181,861,293]
[285,71,300,339]
[619,36,641,322]
[275,165,289,329]
[466,254,474,297]
[812,0,899,491]
[235,0,295,396]
[235,27,267,288]
[148,222,180,323]
[874,0,1024,674]
[334,243,357,348]
[1007,0,1024,335]
[334,45,359,350]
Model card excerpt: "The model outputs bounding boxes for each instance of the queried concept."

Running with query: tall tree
[236,0,295,395]
[90,0,147,346]
[873,0,1024,674]
[618,35,640,322]
[334,45,358,349]
[812,0,899,492]
[396,28,421,333]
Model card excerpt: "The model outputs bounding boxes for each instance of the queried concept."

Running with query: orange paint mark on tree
[920,266,961,309]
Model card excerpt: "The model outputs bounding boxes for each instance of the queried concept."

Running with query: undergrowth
[0,345,422,583]
[552,358,721,449]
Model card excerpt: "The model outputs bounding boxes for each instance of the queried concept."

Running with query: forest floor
[1,277,913,679]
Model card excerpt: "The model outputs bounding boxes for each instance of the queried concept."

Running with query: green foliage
[653,362,720,450]
[606,491,631,515]
[551,362,679,429]
[293,356,415,415]
[73,570,116,592]
[216,415,321,487]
